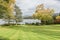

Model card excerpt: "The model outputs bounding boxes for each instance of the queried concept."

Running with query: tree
[0,0,15,25]
[33,4,54,24]
[54,16,60,24]
[15,5,22,25]
[56,16,60,20]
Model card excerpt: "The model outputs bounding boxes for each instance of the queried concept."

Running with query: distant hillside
[23,16,33,19]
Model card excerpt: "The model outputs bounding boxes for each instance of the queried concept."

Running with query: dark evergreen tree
[15,5,23,25]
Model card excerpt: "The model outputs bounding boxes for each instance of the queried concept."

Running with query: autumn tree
[0,0,15,24]
[33,4,54,24]
[54,16,60,23]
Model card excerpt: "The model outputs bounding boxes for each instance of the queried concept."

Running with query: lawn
[0,24,60,40]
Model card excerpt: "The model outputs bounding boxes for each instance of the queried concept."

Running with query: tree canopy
[0,0,15,19]
[33,4,54,24]
[15,5,22,24]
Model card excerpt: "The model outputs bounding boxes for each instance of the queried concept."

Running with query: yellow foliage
[56,16,60,19]
[4,0,15,19]
[33,4,54,21]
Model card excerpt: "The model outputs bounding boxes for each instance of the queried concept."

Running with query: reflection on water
[0,19,41,25]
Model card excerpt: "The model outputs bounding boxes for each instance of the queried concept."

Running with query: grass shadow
[0,36,9,40]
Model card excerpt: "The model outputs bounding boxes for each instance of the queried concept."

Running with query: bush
[54,19,60,24]
[46,20,54,25]
[36,22,40,25]
[2,23,16,26]
[54,16,60,24]
[31,23,35,25]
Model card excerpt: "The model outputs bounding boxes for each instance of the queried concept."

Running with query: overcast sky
[16,0,60,16]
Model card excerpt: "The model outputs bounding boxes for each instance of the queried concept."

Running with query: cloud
[16,0,60,16]
[56,0,60,1]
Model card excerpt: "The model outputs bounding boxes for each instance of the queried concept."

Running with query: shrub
[54,16,60,24]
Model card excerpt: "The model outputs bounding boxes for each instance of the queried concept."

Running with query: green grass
[0,24,60,40]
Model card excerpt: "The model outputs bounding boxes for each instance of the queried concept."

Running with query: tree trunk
[8,19,10,25]
[15,19,18,25]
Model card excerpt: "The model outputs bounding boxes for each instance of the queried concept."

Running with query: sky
[16,0,60,16]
